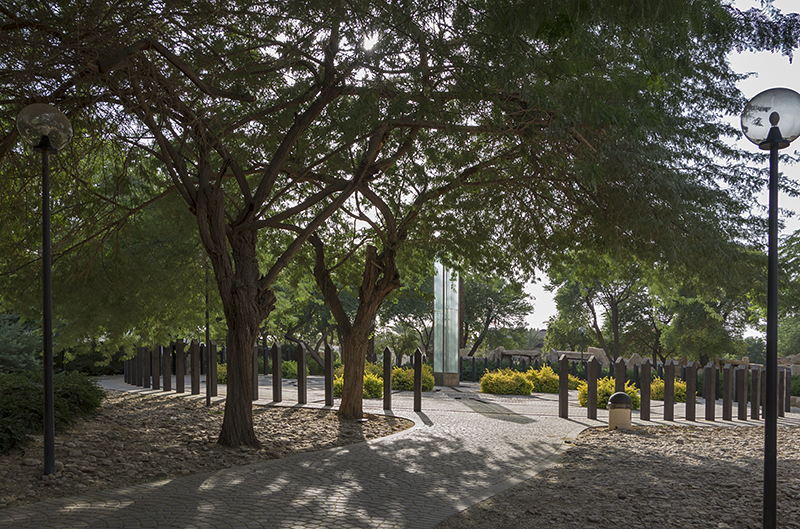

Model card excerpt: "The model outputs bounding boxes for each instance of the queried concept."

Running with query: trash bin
[608,392,632,431]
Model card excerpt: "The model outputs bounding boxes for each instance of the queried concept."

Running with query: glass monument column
[433,262,460,386]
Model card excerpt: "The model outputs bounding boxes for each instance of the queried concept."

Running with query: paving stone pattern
[0,377,796,528]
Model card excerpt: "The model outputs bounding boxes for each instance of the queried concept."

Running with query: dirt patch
[0,390,412,508]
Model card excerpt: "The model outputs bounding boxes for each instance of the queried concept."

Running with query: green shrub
[650,377,689,402]
[792,375,800,397]
[364,363,384,378]
[281,360,308,379]
[334,364,345,378]
[333,373,384,398]
[569,374,583,390]
[216,363,228,384]
[363,373,383,398]
[391,364,435,391]
[392,366,414,390]
[525,365,558,393]
[480,368,534,395]
[577,377,640,410]
[0,371,104,455]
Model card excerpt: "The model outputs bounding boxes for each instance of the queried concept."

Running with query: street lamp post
[16,103,72,476]
[579,327,586,364]
[741,87,800,529]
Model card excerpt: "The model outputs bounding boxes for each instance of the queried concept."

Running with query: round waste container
[608,392,632,431]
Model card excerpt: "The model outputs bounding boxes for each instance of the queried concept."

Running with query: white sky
[525,0,800,331]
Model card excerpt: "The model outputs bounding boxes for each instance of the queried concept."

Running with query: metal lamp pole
[741,88,800,529]
[16,104,72,476]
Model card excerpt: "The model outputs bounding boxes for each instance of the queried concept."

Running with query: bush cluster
[216,363,228,384]
[520,365,582,393]
[281,360,308,379]
[480,368,533,395]
[0,371,104,455]
[332,372,384,399]
[391,364,435,391]
[650,376,690,402]
[577,377,641,410]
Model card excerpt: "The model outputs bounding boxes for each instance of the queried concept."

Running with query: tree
[3,0,798,443]
[460,275,533,356]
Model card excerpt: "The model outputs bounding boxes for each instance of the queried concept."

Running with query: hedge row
[0,371,105,455]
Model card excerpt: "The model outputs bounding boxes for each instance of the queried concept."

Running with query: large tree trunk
[312,239,401,420]
[210,227,276,448]
[338,323,373,419]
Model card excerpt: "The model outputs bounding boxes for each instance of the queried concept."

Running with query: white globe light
[740,87,800,150]
[16,103,73,151]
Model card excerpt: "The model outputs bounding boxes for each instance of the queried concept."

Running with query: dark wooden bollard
[559,355,569,419]
[152,346,161,390]
[414,349,422,412]
[263,338,270,376]
[325,343,334,407]
[587,357,598,420]
[143,347,152,389]
[751,365,761,420]
[458,356,463,382]
[272,343,282,403]
[685,361,696,421]
[664,360,675,422]
[175,340,185,393]
[208,342,218,397]
[722,363,733,421]
[131,354,139,387]
[737,365,748,421]
[615,357,626,394]
[163,345,172,392]
[641,359,651,421]
[704,362,715,421]
[190,340,200,395]
[384,347,392,411]
[786,369,793,413]
[760,367,766,418]
[297,345,307,405]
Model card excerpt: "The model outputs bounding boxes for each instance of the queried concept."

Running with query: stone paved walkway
[1,375,798,528]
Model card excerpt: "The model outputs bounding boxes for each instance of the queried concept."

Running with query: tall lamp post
[741,87,800,529]
[16,103,73,476]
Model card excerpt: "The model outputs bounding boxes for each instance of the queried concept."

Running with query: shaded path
[1,376,796,528]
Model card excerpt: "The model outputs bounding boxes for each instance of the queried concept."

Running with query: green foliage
[577,377,640,410]
[0,371,104,454]
[480,368,534,395]
[364,363,384,378]
[216,363,228,384]
[792,375,800,398]
[649,377,690,402]
[281,360,308,379]
[391,364,435,392]
[525,365,558,393]
[0,314,41,373]
[462,275,534,356]
[362,373,383,399]
[333,373,384,399]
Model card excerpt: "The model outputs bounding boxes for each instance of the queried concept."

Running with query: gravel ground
[0,390,412,508]
[437,424,800,529]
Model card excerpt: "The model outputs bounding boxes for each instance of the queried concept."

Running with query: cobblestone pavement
[1,375,798,528]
